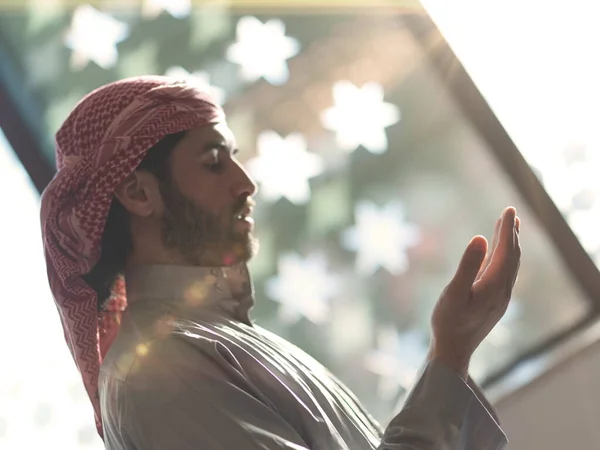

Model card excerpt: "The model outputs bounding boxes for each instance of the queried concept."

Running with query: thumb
[447,236,487,298]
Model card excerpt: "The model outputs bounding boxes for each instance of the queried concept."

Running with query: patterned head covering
[40,76,225,437]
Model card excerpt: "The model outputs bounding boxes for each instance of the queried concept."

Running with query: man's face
[158,122,258,266]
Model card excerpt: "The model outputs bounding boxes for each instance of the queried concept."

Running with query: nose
[231,160,258,199]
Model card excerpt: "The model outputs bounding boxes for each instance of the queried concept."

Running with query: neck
[124,262,255,325]
[126,244,240,269]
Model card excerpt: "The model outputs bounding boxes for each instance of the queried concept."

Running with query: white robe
[99,264,507,449]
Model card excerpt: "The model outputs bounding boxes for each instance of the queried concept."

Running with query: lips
[236,205,254,220]
[234,205,255,233]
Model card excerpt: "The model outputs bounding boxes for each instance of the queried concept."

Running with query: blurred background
[1,1,600,449]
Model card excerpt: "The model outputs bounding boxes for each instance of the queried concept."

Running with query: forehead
[180,122,236,148]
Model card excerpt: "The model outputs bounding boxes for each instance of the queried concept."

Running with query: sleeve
[380,360,508,450]
[467,376,502,425]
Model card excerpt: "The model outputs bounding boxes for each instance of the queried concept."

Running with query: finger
[477,217,502,280]
[491,216,503,251]
[446,235,488,300]
[484,207,517,280]
[507,225,522,290]
[510,217,522,288]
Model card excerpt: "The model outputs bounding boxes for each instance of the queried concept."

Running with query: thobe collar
[124,263,255,325]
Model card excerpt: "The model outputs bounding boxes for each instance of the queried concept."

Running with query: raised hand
[428,207,521,379]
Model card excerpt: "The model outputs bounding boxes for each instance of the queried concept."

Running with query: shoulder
[102,320,238,386]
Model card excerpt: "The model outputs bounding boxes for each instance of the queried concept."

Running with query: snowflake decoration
[246,131,324,205]
[64,5,129,70]
[266,253,339,325]
[321,81,401,154]
[342,201,420,275]
[226,16,300,85]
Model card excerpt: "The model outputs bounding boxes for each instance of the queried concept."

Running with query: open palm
[429,207,521,378]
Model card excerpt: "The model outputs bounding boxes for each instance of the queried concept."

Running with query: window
[423,0,600,267]
[0,4,595,442]
[0,129,102,448]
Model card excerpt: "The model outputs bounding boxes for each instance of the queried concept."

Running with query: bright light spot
[226,16,300,86]
[0,130,103,448]
[183,275,217,306]
[342,201,420,275]
[568,208,600,254]
[184,281,209,306]
[135,344,149,357]
[266,253,339,325]
[142,0,191,19]
[64,5,129,71]
[246,131,324,205]
[321,81,400,154]
[421,0,600,268]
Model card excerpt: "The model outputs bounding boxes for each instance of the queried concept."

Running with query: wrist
[427,346,470,381]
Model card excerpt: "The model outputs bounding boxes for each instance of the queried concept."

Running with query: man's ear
[113,171,163,218]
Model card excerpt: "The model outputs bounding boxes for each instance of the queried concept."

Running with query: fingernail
[470,236,487,251]
[505,207,516,221]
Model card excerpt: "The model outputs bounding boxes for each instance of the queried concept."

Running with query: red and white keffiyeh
[40,76,225,438]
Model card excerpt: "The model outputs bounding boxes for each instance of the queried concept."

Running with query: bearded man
[41,76,520,449]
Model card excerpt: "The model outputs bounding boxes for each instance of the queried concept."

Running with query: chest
[222,326,382,449]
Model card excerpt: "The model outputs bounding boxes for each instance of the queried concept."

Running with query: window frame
[1,9,599,391]
[0,27,53,193]
[404,13,600,387]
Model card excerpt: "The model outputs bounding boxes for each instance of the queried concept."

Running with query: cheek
[170,161,236,217]
[172,176,229,217]
[171,165,210,200]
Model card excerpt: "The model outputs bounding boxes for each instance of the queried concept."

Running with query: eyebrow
[202,141,239,155]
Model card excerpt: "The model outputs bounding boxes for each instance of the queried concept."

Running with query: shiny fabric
[100,264,508,449]
[39,76,224,436]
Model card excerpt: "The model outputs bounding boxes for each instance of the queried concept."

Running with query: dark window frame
[404,14,600,386]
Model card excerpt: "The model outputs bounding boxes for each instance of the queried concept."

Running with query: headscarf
[40,76,225,438]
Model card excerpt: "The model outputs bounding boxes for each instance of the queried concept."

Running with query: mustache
[232,198,256,215]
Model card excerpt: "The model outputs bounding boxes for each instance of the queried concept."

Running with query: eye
[205,160,224,173]
[201,148,223,172]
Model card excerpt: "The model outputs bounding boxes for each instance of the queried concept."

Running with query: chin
[225,235,259,266]
[243,234,260,260]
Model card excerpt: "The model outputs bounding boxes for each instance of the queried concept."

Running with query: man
[41,76,520,449]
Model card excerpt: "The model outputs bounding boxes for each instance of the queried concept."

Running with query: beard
[158,180,258,266]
